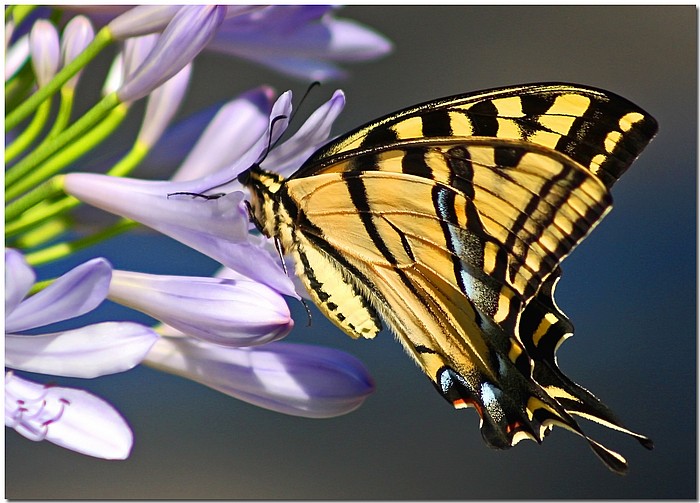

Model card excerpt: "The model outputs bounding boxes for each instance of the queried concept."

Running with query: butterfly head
[237,164,286,238]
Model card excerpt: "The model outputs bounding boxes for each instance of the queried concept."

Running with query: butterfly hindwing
[240,83,657,474]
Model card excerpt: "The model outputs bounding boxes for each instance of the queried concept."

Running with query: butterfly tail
[434,334,639,475]
[519,272,654,451]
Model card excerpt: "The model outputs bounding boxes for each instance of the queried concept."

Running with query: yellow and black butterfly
[238,83,657,474]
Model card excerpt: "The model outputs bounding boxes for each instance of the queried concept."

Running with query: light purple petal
[62,173,297,297]
[208,6,392,81]
[117,6,226,103]
[172,86,275,181]
[145,337,375,418]
[5,249,35,316]
[108,270,292,347]
[138,63,192,148]
[29,19,60,86]
[5,34,30,82]
[5,372,133,459]
[121,33,159,86]
[6,322,159,378]
[176,89,293,195]
[60,15,95,90]
[263,89,346,177]
[5,258,112,333]
[107,5,181,39]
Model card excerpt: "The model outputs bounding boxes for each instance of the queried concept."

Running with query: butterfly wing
[283,138,642,473]
[242,83,657,474]
[295,82,658,189]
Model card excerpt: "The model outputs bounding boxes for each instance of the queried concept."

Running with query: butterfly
[237,82,658,474]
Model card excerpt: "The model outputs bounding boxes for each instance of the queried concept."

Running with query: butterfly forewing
[241,83,657,474]
[299,83,658,188]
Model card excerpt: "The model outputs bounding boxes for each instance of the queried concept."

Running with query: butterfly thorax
[238,165,292,246]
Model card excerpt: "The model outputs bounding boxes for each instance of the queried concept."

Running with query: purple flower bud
[5,34,29,82]
[62,173,297,297]
[5,249,35,315]
[107,5,182,39]
[29,19,60,86]
[171,86,275,181]
[108,270,293,347]
[208,6,393,81]
[117,6,226,103]
[5,256,112,333]
[5,372,133,459]
[138,63,192,148]
[6,322,159,378]
[60,15,95,90]
[145,338,375,418]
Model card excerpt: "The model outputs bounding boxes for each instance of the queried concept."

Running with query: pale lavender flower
[5,34,29,82]
[207,6,393,80]
[171,86,275,182]
[137,63,192,148]
[62,89,345,296]
[116,6,226,103]
[60,15,95,90]
[5,249,159,377]
[64,5,391,81]
[4,250,159,459]
[108,269,293,347]
[62,174,296,298]
[5,371,133,459]
[29,19,59,87]
[107,5,183,39]
[145,336,375,418]
[101,34,157,97]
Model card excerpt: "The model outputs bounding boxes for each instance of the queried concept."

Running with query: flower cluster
[5,5,390,459]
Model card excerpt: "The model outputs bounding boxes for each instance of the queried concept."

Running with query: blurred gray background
[6,5,696,499]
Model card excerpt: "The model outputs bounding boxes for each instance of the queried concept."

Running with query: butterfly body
[239,83,657,474]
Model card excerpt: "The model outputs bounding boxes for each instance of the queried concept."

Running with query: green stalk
[5,113,142,237]
[16,217,70,249]
[5,92,122,200]
[5,26,114,132]
[10,5,36,25]
[5,98,53,162]
[108,140,150,177]
[6,195,79,238]
[47,87,75,139]
[5,176,64,223]
[25,218,138,266]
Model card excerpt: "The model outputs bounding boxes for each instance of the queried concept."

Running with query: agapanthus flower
[145,335,375,418]
[62,89,346,296]
[5,249,159,458]
[5,4,391,458]
[5,371,134,459]
[61,4,392,81]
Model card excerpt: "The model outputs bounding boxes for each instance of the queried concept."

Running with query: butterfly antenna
[266,81,321,154]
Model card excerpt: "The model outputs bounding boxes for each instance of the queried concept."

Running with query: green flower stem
[5,93,124,201]
[5,175,64,223]
[5,66,35,112]
[25,218,138,267]
[16,217,69,249]
[5,26,114,132]
[47,87,75,139]
[108,140,150,177]
[5,98,53,163]
[6,126,147,239]
[5,194,79,238]
[10,5,36,25]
